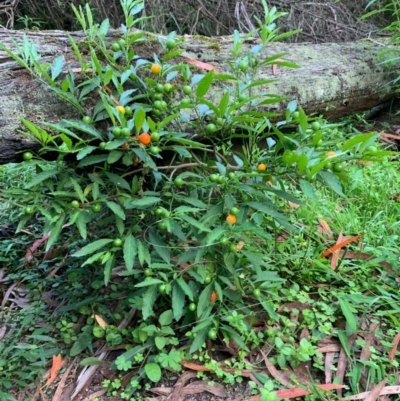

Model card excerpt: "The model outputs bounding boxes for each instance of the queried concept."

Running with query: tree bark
[0,28,397,164]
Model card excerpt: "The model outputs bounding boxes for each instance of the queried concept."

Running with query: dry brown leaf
[51,361,74,401]
[80,389,108,401]
[360,322,379,362]
[275,384,345,399]
[93,314,108,329]
[364,379,387,401]
[342,386,400,400]
[318,217,333,239]
[388,332,400,363]
[336,334,356,397]
[278,302,312,313]
[317,344,341,353]
[321,234,361,257]
[182,381,226,397]
[324,352,335,383]
[259,349,291,386]
[45,354,63,386]
[184,58,220,73]
[330,231,344,270]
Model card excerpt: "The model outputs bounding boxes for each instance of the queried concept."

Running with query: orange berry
[257,163,267,171]
[210,291,217,302]
[326,151,336,157]
[139,132,152,145]
[226,214,237,225]
[116,105,126,114]
[150,63,162,74]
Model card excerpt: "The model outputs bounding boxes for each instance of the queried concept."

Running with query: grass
[1,124,399,400]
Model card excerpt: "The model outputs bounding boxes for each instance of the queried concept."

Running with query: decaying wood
[0,28,398,164]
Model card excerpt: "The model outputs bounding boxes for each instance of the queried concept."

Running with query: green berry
[25,206,34,215]
[155,84,164,93]
[166,39,176,50]
[206,123,217,134]
[311,121,321,131]
[111,42,121,51]
[209,174,219,183]
[150,146,160,155]
[188,303,196,312]
[91,204,101,213]
[23,152,33,161]
[112,127,122,137]
[183,85,192,95]
[121,128,131,137]
[208,328,217,340]
[174,177,184,187]
[82,115,92,124]
[113,238,123,247]
[99,142,107,150]
[230,207,240,216]
[150,132,160,142]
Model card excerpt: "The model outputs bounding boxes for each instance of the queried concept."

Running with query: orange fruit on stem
[257,163,267,171]
[326,151,336,157]
[150,64,162,74]
[226,214,237,225]
[210,291,217,302]
[139,132,152,145]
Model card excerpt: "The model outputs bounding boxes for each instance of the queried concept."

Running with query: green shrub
[0,0,390,391]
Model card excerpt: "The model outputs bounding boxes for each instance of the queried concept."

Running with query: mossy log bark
[0,28,397,164]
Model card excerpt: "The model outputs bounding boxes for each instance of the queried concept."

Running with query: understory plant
[0,0,395,397]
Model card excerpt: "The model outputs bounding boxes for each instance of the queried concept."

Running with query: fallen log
[0,28,397,164]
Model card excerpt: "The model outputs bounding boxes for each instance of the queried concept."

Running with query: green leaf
[144,363,161,382]
[72,239,113,257]
[318,170,344,196]
[135,278,163,288]
[246,201,292,226]
[205,226,225,245]
[107,150,123,164]
[123,234,137,271]
[189,326,210,354]
[196,70,214,98]
[25,169,59,188]
[138,239,151,266]
[155,336,166,350]
[79,357,104,366]
[172,282,185,321]
[46,215,65,251]
[76,146,97,160]
[176,277,194,301]
[338,296,358,333]
[105,172,131,191]
[197,284,213,318]
[51,55,65,81]
[159,310,173,326]
[341,133,377,151]
[62,119,103,139]
[142,285,158,320]
[149,229,170,264]
[70,332,92,357]
[77,154,108,167]
[179,215,211,233]
[105,201,126,220]
[299,179,315,200]
[134,107,146,135]
[104,253,115,286]
[125,196,161,209]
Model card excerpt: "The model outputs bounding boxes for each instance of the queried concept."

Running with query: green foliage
[0,0,399,399]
